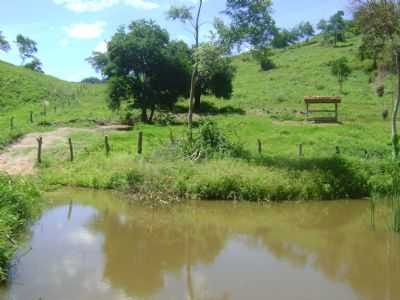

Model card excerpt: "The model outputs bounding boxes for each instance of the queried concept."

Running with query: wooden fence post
[336,146,340,155]
[298,144,303,158]
[169,129,175,145]
[68,138,74,162]
[105,135,110,156]
[257,139,262,155]
[30,111,34,123]
[137,132,143,155]
[37,137,43,164]
[10,117,14,130]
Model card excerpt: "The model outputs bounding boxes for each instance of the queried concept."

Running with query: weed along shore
[2,0,400,298]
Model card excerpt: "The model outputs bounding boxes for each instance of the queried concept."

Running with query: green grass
[0,60,118,148]
[1,35,399,201]
[26,36,398,201]
[0,174,41,282]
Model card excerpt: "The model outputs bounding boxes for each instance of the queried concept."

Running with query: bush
[171,119,246,160]
[252,48,276,71]
[0,174,41,282]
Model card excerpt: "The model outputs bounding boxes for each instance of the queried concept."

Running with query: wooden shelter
[304,96,342,122]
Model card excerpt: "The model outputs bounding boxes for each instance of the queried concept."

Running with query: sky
[0,0,349,82]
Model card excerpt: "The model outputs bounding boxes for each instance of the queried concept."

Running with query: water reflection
[1,189,399,300]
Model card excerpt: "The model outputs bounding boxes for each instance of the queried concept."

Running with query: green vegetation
[0,174,41,281]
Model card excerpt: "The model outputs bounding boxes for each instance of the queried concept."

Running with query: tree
[271,28,299,48]
[167,1,204,134]
[81,77,103,84]
[193,43,236,109]
[105,20,191,123]
[271,22,314,49]
[318,11,347,46]
[216,0,276,72]
[352,0,400,158]
[298,22,315,40]
[24,57,44,73]
[251,47,275,70]
[330,57,351,93]
[0,31,11,52]
[15,34,38,64]
[86,51,110,79]
[220,0,276,50]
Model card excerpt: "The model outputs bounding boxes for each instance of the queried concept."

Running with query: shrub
[251,48,276,71]
[0,174,41,282]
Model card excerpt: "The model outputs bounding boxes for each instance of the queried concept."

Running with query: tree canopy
[103,20,191,123]
[220,0,276,50]
[15,34,38,64]
[24,57,44,73]
[318,11,347,46]
[0,31,11,52]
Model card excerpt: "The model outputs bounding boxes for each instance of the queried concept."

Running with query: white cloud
[94,41,108,53]
[53,0,159,12]
[53,0,118,12]
[64,22,106,39]
[123,0,159,10]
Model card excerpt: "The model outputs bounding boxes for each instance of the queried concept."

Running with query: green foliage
[251,48,275,71]
[24,57,43,73]
[105,20,191,123]
[330,57,352,92]
[318,11,347,46]
[195,43,236,104]
[81,77,103,84]
[0,174,41,281]
[219,0,276,50]
[15,34,38,64]
[170,119,245,160]
[0,31,11,52]
[166,5,193,23]
[86,51,109,78]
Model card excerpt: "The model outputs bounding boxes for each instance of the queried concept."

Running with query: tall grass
[0,174,41,282]
[392,165,400,233]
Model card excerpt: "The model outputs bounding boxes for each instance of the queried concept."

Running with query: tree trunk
[194,83,202,112]
[393,51,400,159]
[187,0,203,138]
[149,105,155,123]
[141,108,148,123]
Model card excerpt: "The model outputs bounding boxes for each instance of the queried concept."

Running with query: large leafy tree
[86,51,109,79]
[217,0,276,51]
[104,20,191,123]
[193,43,236,109]
[318,11,347,47]
[352,0,400,159]
[15,34,37,64]
[0,31,11,52]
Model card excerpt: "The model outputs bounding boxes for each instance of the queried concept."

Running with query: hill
[0,36,396,199]
[0,60,114,147]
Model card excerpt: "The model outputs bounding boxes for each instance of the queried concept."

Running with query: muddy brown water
[1,189,400,300]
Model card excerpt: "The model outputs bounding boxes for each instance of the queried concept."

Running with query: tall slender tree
[167,1,204,135]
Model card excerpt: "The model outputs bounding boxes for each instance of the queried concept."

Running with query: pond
[1,188,399,300]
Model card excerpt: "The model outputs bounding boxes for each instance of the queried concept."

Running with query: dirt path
[0,128,92,176]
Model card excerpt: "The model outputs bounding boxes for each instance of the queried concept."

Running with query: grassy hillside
[35,37,397,200]
[0,60,116,148]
